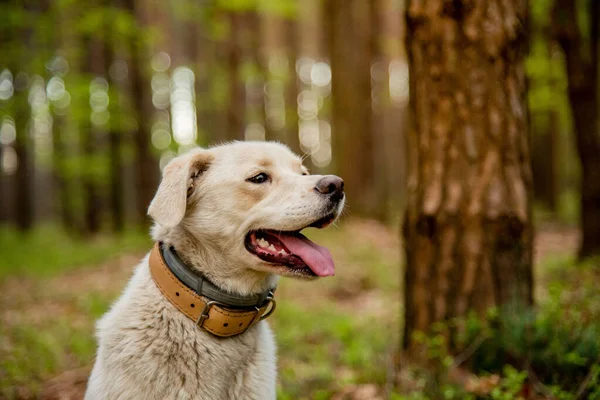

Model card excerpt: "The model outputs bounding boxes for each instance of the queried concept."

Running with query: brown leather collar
[149,243,276,337]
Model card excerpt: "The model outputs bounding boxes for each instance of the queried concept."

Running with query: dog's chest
[96,265,274,399]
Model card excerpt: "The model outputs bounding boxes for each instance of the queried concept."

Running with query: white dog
[85,141,345,399]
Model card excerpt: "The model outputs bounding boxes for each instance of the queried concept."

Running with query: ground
[0,219,579,400]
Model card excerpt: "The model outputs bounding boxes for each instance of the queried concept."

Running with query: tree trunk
[192,12,214,146]
[82,35,103,235]
[531,112,557,211]
[51,110,74,230]
[327,0,375,216]
[370,0,389,222]
[226,12,245,141]
[247,10,269,141]
[51,0,80,233]
[13,89,33,232]
[283,15,301,155]
[106,21,124,233]
[0,142,4,223]
[7,0,34,232]
[553,0,600,259]
[125,0,159,228]
[403,0,533,354]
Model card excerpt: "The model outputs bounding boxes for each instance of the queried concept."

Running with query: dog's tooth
[268,244,277,252]
[278,249,288,255]
[258,238,270,248]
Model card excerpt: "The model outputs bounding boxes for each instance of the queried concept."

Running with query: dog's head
[148,141,344,289]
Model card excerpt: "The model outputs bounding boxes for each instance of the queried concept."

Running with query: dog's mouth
[244,213,336,277]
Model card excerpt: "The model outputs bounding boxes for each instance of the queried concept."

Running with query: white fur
[86,141,344,399]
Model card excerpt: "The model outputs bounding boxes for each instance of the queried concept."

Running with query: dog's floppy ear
[148,149,214,228]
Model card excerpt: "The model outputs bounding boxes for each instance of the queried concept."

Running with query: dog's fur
[85,141,343,399]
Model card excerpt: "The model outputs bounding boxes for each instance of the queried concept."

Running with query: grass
[274,302,397,399]
[0,224,151,280]
[0,219,591,399]
[0,219,402,399]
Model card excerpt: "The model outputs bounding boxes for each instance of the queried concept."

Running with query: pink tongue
[272,232,335,277]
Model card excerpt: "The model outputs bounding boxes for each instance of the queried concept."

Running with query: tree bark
[247,10,269,141]
[283,15,301,155]
[226,12,245,141]
[531,111,557,211]
[51,109,74,230]
[552,0,600,259]
[125,0,159,228]
[327,0,375,216]
[106,19,124,233]
[82,35,103,235]
[192,11,214,146]
[403,0,534,354]
[10,4,34,232]
[370,0,390,221]
[13,89,33,232]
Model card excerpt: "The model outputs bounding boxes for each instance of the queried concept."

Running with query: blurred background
[0,0,599,399]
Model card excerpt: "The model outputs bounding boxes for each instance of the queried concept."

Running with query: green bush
[406,257,600,399]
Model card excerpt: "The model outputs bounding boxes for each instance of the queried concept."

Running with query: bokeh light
[0,69,14,100]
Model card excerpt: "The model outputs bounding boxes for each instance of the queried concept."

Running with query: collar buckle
[195,293,276,335]
[196,300,223,328]
[258,291,276,321]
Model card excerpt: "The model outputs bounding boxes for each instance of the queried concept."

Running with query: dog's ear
[147,149,214,228]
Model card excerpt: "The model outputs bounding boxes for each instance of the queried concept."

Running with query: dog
[85,141,345,399]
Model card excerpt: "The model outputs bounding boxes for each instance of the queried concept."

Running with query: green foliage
[400,254,600,399]
[257,0,298,19]
[213,0,297,18]
[489,366,527,400]
[462,302,600,395]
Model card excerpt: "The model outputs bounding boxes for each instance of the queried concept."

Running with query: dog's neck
[151,224,278,296]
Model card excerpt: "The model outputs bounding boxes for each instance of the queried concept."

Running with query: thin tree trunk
[51,0,82,233]
[14,90,33,232]
[327,0,375,216]
[530,10,558,211]
[553,0,600,259]
[107,117,124,232]
[226,12,245,141]
[0,143,4,222]
[370,0,389,221]
[284,16,301,155]
[125,0,159,228]
[403,0,533,354]
[51,110,74,230]
[106,21,124,233]
[82,35,103,234]
[192,12,212,146]
[11,8,34,232]
[531,112,557,211]
[248,10,269,141]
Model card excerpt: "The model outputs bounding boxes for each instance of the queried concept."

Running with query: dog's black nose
[315,175,344,200]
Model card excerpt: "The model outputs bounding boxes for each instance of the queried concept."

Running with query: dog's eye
[247,173,270,184]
